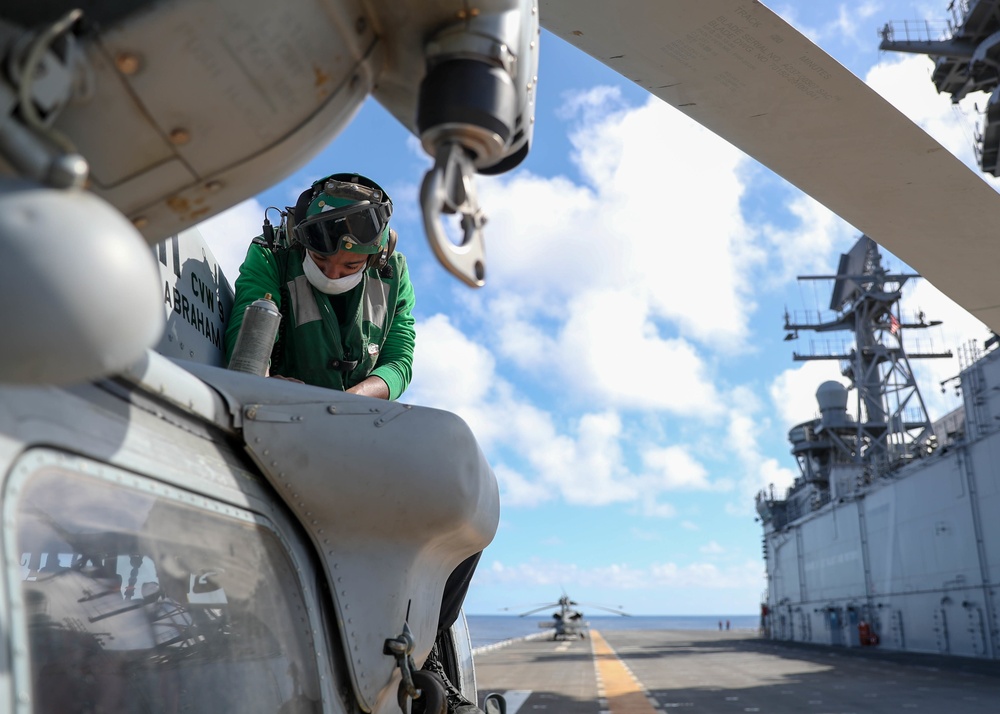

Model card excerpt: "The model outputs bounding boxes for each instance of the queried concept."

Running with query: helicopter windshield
[12,457,322,714]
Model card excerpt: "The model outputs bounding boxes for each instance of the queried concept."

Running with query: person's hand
[269,374,304,384]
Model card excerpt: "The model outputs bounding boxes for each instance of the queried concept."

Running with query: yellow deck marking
[590,630,657,714]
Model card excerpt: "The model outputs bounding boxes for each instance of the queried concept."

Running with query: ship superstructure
[879,0,1000,174]
[757,235,1000,659]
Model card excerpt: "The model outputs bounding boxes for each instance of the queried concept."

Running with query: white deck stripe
[501,689,533,714]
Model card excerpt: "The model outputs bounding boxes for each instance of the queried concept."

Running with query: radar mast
[783,235,952,479]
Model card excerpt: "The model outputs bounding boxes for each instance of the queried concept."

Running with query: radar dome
[816,381,850,428]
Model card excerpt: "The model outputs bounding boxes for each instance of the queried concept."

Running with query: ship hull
[763,347,1000,659]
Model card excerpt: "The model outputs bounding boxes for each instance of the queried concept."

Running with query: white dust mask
[302,253,365,295]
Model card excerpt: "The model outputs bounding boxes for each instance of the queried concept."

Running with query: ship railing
[790,337,853,360]
[900,335,953,358]
[957,338,985,371]
[785,308,946,335]
[784,307,842,327]
[792,336,952,361]
[879,18,955,45]
[950,0,973,29]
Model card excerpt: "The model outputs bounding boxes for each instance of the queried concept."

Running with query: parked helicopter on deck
[509,594,629,641]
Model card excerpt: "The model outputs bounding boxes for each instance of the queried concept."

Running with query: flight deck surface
[474,629,1000,714]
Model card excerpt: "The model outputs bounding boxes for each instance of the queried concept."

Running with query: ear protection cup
[293,185,316,226]
[367,228,397,274]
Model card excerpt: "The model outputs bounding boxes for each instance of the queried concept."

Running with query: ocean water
[465,614,759,650]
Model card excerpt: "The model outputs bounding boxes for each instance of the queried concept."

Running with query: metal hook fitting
[420,141,488,287]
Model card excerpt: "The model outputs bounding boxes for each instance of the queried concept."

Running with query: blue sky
[196,1,996,616]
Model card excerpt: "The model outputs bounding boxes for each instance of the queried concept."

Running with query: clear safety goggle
[293,201,391,256]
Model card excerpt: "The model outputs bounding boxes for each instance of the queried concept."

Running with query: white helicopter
[2,2,1000,714]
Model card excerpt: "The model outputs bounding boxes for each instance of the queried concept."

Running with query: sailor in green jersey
[227,173,485,714]
[225,172,415,400]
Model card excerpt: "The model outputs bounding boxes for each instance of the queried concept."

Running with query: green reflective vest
[224,243,415,399]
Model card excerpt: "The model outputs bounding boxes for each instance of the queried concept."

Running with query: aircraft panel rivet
[169,128,191,145]
[115,52,141,75]
[246,407,257,419]
[327,406,337,414]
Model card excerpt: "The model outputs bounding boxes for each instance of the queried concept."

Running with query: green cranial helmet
[292,173,393,256]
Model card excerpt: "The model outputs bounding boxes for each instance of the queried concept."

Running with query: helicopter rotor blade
[500,602,558,613]
[516,604,562,617]
[579,603,632,616]
[587,605,632,617]
[540,0,1000,333]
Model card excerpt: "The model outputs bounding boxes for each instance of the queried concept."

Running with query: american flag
[889,314,900,335]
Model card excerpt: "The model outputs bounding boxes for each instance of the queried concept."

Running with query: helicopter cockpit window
[12,460,322,714]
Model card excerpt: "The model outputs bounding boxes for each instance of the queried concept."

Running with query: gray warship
[755,235,1000,659]
[879,0,1000,176]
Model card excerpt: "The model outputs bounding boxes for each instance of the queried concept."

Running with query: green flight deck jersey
[225,243,415,400]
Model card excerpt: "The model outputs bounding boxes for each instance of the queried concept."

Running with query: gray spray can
[227,293,281,376]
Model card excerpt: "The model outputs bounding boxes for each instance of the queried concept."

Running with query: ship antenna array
[784,235,952,475]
